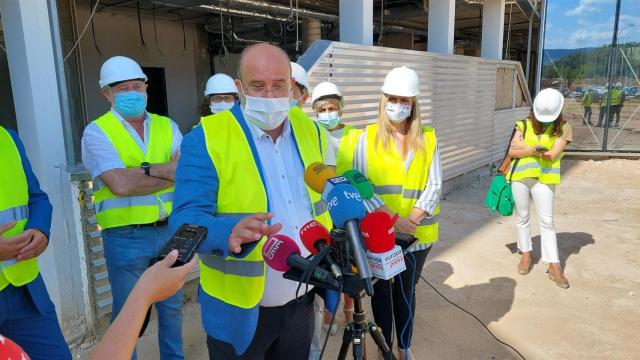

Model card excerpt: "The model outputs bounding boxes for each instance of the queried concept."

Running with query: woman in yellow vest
[345,66,441,360]
[508,88,572,289]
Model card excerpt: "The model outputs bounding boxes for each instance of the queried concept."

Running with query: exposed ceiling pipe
[220,0,339,23]
[151,1,291,22]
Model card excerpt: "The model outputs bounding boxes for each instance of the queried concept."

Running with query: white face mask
[210,101,234,114]
[385,102,412,122]
[241,85,291,130]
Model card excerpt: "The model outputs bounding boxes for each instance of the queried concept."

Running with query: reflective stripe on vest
[509,119,562,185]
[199,105,332,309]
[336,125,361,175]
[92,111,174,229]
[0,126,40,290]
[365,124,440,245]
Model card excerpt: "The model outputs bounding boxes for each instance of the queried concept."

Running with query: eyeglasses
[242,83,291,98]
[210,95,237,103]
[110,82,146,94]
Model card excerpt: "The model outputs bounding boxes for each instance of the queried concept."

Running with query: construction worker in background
[339,66,442,360]
[0,125,71,359]
[596,83,621,128]
[306,81,355,360]
[170,43,331,360]
[582,87,593,125]
[612,82,624,128]
[203,73,239,115]
[81,56,184,359]
[291,62,311,107]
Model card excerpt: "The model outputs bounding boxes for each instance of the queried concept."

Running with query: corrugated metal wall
[299,41,532,180]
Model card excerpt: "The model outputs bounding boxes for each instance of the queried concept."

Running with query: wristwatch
[141,162,151,176]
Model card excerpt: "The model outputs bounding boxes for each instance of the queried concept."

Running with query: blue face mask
[290,99,300,108]
[113,91,147,118]
[317,111,341,130]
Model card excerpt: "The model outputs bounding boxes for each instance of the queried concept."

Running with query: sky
[544,0,640,49]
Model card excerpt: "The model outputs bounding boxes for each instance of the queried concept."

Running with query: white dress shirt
[244,114,316,307]
[81,109,183,219]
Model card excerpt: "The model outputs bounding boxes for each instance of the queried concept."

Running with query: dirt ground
[131,158,640,360]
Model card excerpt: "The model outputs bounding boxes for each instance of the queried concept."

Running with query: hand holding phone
[535,145,549,152]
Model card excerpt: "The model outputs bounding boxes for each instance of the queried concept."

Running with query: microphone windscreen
[262,234,301,272]
[342,169,375,200]
[300,220,331,255]
[304,163,336,194]
[360,211,396,253]
[326,183,366,228]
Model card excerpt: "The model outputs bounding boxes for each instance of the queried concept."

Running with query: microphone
[342,169,375,200]
[262,234,340,289]
[303,162,336,194]
[325,183,374,296]
[303,163,350,202]
[300,220,342,279]
[361,211,406,280]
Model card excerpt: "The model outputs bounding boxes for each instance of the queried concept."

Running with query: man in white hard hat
[81,56,184,359]
[291,62,311,107]
[204,73,239,115]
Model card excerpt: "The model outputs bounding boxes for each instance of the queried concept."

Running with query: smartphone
[535,145,549,152]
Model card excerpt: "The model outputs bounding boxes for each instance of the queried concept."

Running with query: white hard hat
[381,66,420,97]
[533,88,564,123]
[311,82,343,109]
[205,73,238,96]
[291,62,311,93]
[99,56,147,89]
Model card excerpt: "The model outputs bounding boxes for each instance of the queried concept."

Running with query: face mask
[113,91,147,118]
[290,99,299,108]
[316,111,341,130]
[385,102,412,122]
[241,85,291,130]
[210,101,234,114]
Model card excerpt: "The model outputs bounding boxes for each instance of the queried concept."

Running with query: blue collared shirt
[6,129,53,238]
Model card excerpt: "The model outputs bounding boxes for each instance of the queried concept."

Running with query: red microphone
[300,220,342,278]
[360,211,406,280]
[360,211,397,253]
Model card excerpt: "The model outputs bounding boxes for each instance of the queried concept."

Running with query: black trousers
[207,291,315,360]
[371,247,431,350]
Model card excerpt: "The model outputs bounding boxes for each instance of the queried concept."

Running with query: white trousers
[512,180,560,263]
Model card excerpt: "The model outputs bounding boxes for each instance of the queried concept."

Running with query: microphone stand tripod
[331,228,397,360]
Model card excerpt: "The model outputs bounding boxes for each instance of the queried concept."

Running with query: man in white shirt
[81,56,184,359]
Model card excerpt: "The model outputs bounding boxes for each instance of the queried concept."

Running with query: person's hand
[229,213,282,254]
[0,222,31,261]
[16,229,48,261]
[395,217,417,235]
[134,250,198,306]
[540,151,553,161]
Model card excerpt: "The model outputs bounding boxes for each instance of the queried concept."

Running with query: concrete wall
[75,4,209,133]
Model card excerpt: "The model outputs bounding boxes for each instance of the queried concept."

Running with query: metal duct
[378,25,427,37]
[222,0,339,23]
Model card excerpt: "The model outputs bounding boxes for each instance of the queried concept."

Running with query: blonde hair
[375,94,425,157]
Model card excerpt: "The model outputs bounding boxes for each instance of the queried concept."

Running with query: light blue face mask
[113,91,147,118]
[290,99,300,108]
[316,111,341,130]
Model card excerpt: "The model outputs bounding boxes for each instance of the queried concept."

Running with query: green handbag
[485,120,526,216]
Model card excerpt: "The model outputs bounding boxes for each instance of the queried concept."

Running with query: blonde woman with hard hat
[338,66,442,360]
[508,88,572,288]
[200,73,238,116]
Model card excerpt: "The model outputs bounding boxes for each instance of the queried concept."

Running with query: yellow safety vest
[199,106,332,309]
[335,125,360,175]
[583,92,592,107]
[365,124,440,246]
[509,119,562,184]
[611,89,621,106]
[92,111,174,229]
[0,126,40,290]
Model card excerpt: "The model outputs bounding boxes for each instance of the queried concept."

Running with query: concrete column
[0,0,89,336]
[428,0,455,54]
[339,0,373,45]
[481,0,506,59]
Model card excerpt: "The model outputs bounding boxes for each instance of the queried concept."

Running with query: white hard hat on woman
[204,73,238,114]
